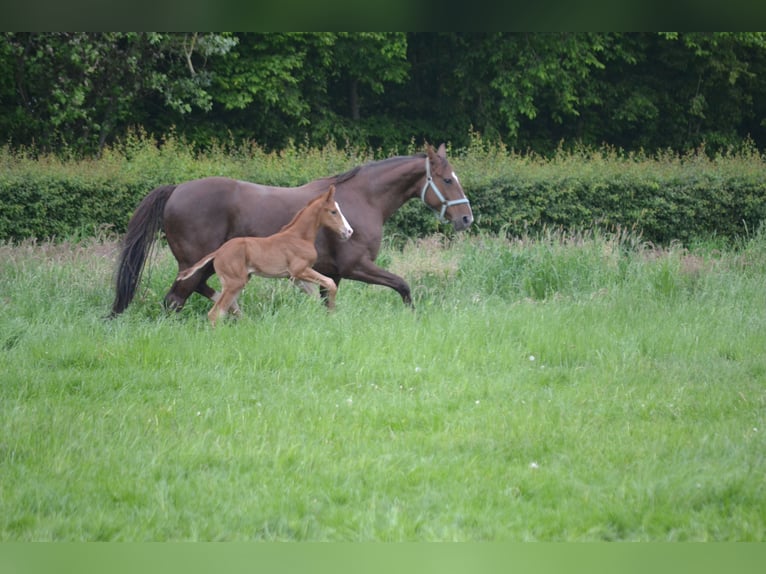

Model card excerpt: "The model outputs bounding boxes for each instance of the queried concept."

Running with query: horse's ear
[426,144,439,165]
[437,143,447,158]
[326,184,336,202]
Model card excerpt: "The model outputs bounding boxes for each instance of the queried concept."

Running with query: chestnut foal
[176,185,353,326]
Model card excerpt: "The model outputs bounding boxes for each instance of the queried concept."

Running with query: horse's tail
[176,253,217,282]
[110,184,177,316]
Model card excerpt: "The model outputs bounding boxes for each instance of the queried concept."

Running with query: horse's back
[164,177,305,266]
[165,177,268,221]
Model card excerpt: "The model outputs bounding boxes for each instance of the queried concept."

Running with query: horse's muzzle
[453,213,474,232]
[340,228,354,241]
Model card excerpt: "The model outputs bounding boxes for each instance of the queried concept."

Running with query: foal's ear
[326,184,336,202]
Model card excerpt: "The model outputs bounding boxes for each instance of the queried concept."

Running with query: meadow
[1,229,765,541]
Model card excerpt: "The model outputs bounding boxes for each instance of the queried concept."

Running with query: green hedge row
[389,143,766,245]
[462,147,766,245]
[2,134,766,245]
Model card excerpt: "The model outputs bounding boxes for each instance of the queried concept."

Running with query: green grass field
[1,230,765,541]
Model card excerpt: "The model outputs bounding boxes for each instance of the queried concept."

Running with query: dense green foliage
[2,134,766,245]
[2,232,765,540]
[2,33,766,155]
[454,139,766,245]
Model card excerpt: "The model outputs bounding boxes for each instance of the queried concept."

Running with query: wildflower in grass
[529,355,535,362]
[529,461,539,470]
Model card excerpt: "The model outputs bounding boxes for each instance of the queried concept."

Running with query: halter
[420,157,471,224]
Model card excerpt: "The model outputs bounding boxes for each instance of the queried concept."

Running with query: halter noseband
[420,157,471,224]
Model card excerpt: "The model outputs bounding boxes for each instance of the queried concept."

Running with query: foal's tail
[110,184,177,316]
[176,253,217,282]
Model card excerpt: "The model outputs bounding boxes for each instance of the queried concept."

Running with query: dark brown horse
[111,144,473,315]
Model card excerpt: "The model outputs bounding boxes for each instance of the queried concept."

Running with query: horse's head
[422,143,474,232]
[320,185,354,241]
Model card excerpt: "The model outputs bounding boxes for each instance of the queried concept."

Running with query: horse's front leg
[341,257,413,306]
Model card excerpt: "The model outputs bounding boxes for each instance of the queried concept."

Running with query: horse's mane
[331,153,428,185]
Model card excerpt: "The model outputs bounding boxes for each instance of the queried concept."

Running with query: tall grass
[1,230,765,540]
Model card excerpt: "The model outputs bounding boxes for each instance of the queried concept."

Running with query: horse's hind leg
[162,260,212,311]
[164,278,198,311]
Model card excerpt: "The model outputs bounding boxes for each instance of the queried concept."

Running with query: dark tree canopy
[2,32,765,156]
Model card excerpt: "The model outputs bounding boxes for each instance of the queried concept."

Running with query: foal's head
[317,185,353,240]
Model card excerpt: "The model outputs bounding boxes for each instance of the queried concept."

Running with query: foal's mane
[279,190,328,232]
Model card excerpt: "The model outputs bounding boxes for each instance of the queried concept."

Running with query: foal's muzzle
[340,227,354,241]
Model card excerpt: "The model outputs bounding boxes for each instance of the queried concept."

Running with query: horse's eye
[331,210,337,215]
[444,177,453,184]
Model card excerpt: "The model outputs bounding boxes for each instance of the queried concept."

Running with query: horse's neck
[363,155,424,220]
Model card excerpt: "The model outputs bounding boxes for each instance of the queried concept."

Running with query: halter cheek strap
[420,157,471,224]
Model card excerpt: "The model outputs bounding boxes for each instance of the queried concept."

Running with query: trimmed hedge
[2,134,766,245]
[396,143,766,245]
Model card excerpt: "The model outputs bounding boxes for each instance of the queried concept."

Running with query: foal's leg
[293,279,320,298]
[166,264,242,316]
[318,276,341,307]
[165,263,235,313]
[208,277,247,327]
[210,290,242,317]
[197,273,242,317]
[294,269,338,310]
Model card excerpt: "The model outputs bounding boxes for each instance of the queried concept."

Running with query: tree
[196,33,410,150]
[3,33,766,155]
[0,33,237,154]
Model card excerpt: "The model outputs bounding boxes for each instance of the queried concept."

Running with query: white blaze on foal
[335,201,353,239]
